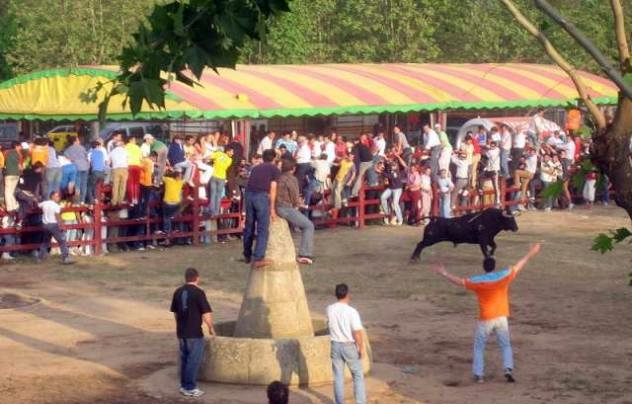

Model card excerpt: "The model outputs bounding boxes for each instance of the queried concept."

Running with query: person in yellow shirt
[158,168,184,244]
[30,137,49,166]
[208,145,234,216]
[329,156,356,220]
[126,136,143,205]
[138,153,156,219]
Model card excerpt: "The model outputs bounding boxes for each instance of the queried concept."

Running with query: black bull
[410,208,518,261]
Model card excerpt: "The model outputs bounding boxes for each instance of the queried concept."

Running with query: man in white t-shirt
[373,132,386,156]
[327,283,367,404]
[37,191,74,264]
[256,131,275,155]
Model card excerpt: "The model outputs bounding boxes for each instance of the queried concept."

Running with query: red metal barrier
[0,177,588,257]
[0,186,243,255]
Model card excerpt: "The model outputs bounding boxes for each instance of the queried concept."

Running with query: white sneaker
[383,217,390,225]
[390,217,398,225]
[181,388,205,397]
[1,252,14,260]
[568,203,575,210]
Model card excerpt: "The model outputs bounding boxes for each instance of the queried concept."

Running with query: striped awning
[0,63,619,121]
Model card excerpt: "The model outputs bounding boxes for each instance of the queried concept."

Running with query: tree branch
[610,0,631,69]
[534,0,632,99]
[499,0,606,129]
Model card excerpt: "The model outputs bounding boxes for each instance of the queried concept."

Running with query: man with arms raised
[430,243,541,383]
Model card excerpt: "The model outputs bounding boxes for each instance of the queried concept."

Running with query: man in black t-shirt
[170,267,215,397]
[242,148,281,268]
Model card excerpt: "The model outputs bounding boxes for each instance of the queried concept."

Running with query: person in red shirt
[430,243,541,383]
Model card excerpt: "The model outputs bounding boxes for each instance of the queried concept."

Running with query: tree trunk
[591,96,632,222]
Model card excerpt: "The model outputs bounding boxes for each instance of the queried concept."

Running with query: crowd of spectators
[261,122,609,229]
[0,120,611,261]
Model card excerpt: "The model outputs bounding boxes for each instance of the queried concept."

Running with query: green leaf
[539,180,563,200]
[592,233,614,254]
[184,45,211,79]
[173,2,186,37]
[612,227,632,243]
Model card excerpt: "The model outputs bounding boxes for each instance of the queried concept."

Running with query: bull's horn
[502,210,514,218]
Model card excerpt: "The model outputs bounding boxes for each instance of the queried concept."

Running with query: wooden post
[431,184,439,216]
[93,200,103,256]
[192,188,200,246]
[358,185,366,228]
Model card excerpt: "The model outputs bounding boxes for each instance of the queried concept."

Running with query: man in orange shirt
[430,243,541,383]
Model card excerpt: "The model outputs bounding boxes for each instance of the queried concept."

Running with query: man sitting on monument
[242,148,281,268]
[276,158,315,265]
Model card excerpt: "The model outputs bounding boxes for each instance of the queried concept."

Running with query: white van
[99,122,169,144]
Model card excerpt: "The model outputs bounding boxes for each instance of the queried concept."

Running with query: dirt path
[1,206,631,404]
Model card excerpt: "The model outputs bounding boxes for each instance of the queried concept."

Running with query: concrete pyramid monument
[198,218,371,386]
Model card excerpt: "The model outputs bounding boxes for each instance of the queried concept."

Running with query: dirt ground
[1,206,631,404]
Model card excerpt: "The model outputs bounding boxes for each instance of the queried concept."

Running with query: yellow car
[47,125,79,152]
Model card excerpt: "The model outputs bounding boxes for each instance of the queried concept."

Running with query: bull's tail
[408,215,436,225]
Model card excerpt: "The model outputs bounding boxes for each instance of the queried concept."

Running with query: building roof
[0,63,618,121]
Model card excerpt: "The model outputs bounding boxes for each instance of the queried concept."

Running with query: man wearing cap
[144,134,168,186]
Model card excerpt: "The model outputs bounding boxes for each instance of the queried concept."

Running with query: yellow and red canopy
[0,63,618,121]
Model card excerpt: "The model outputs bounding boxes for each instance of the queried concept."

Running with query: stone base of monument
[198,318,372,386]
[194,218,372,386]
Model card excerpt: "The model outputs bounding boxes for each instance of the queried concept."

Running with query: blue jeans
[179,338,205,391]
[500,149,510,178]
[75,170,89,204]
[87,171,106,204]
[380,188,402,223]
[39,223,69,259]
[162,203,180,233]
[243,191,270,261]
[45,167,62,197]
[209,177,226,216]
[472,317,513,377]
[277,205,314,257]
[331,341,366,404]
[440,193,452,218]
